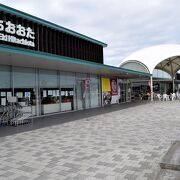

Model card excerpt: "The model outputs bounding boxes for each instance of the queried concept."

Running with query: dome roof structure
[119,44,180,76]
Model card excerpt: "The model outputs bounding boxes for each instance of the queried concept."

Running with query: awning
[0,45,151,79]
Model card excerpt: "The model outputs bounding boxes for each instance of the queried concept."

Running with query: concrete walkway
[0,100,180,180]
[0,100,148,137]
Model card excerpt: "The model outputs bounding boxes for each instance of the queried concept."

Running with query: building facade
[0,4,150,119]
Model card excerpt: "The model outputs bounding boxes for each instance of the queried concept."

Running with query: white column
[150,75,153,101]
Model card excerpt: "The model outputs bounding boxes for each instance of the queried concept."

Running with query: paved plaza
[0,101,180,180]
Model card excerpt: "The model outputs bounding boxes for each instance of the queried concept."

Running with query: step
[160,141,180,171]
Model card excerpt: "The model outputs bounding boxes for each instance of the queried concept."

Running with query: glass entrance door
[76,80,90,110]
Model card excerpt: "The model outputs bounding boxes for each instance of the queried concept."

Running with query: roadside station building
[0,4,150,118]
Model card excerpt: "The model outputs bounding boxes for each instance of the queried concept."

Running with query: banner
[101,77,111,92]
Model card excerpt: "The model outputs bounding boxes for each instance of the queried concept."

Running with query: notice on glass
[25,92,31,98]
[53,90,56,97]
[61,91,65,96]
[16,92,23,98]
[7,92,12,97]
[1,92,6,96]
[1,98,6,106]
[48,90,53,95]
[43,90,47,97]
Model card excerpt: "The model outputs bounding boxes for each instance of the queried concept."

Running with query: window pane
[60,72,75,87]
[40,69,58,88]
[14,67,36,88]
[0,65,11,88]
[0,65,11,106]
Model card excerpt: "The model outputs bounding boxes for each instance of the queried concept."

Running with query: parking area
[0,101,180,180]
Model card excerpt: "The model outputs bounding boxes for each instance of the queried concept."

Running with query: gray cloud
[1,0,180,66]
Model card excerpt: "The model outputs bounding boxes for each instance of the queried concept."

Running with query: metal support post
[150,75,153,101]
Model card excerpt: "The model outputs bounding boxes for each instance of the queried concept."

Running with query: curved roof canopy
[119,44,180,76]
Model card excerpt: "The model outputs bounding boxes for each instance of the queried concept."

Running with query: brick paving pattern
[0,101,180,180]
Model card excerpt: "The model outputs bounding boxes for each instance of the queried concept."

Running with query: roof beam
[169,58,174,77]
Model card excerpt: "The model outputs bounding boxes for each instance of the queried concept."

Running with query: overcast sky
[1,0,180,66]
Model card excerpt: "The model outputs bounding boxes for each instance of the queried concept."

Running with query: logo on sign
[0,20,35,47]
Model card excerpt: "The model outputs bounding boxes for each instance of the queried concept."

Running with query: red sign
[110,79,118,96]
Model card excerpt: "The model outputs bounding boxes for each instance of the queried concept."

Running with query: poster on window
[101,77,111,105]
[110,79,118,96]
